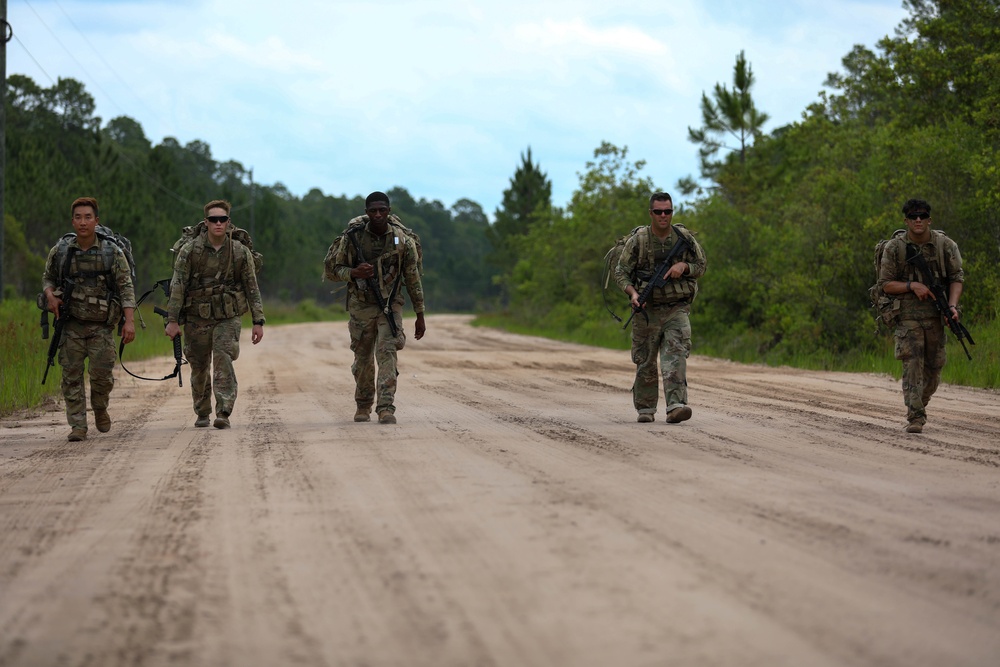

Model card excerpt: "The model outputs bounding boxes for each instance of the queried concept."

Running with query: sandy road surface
[1,314,998,667]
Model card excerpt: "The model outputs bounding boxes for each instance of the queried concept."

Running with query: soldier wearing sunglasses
[614,192,707,424]
[877,198,964,433]
[165,199,265,429]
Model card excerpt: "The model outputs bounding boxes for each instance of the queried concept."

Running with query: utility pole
[249,166,255,239]
[0,1,10,302]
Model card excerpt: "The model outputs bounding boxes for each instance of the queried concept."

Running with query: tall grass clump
[0,298,62,415]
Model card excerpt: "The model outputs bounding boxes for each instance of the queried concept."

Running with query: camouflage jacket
[166,232,265,324]
[877,231,963,320]
[42,236,136,324]
[614,224,707,307]
[329,220,425,314]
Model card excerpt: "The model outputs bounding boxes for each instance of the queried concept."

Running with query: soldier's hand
[46,293,63,317]
[251,324,264,345]
[120,321,136,345]
[666,262,688,279]
[414,313,426,340]
[911,282,933,300]
[351,263,375,280]
[165,321,181,340]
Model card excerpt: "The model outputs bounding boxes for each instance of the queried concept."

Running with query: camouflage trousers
[58,319,117,430]
[893,317,946,424]
[348,299,406,415]
[183,316,242,418]
[630,303,692,416]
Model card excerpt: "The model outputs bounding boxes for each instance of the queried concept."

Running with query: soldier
[41,197,136,442]
[877,198,964,433]
[165,200,265,429]
[615,192,707,424]
[325,191,426,424]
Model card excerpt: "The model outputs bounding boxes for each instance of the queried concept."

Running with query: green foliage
[683,50,770,192]
[486,147,553,302]
[4,76,496,313]
[493,0,997,389]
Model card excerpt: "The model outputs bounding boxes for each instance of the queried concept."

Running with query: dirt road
[1,314,998,667]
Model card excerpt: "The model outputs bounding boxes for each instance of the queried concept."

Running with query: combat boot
[905,421,923,433]
[195,415,211,427]
[95,409,111,433]
[637,413,654,423]
[378,410,397,425]
[354,407,371,422]
[67,427,87,442]
[666,406,693,423]
[214,414,231,429]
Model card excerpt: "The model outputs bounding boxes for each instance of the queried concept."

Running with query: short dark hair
[649,192,672,209]
[71,196,99,217]
[365,191,391,209]
[902,198,931,216]
[204,199,232,216]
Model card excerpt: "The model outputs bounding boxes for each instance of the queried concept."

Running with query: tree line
[496,0,998,362]
[2,76,499,312]
[5,0,997,367]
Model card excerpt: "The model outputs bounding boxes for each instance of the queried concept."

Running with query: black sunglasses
[906,212,930,221]
[207,215,230,223]
[650,208,674,216]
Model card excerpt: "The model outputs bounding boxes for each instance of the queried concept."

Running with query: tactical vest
[181,236,251,321]
[888,231,950,320]
[345,224,410,305]
[55,237,123,325]
[633,225,699,305]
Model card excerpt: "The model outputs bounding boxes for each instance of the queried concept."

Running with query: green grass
[473,312,1000,390]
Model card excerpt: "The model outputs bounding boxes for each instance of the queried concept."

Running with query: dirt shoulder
[2,314,998,667]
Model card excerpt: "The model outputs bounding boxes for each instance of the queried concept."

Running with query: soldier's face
[71,206,98,241]
[206,207,230,243]
[649,201,674,233]
[905,210,931,237]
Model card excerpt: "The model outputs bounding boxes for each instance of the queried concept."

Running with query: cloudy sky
[9,0,909,217]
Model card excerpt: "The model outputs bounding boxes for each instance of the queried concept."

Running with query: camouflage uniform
[326,217,424,416]
[877,231,963,426]
[615,225,707,417]
[166,230,265,420]
[42,237,136,432]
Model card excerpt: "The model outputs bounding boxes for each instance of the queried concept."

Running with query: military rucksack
[869,228,949,331]
[171,220,263,275]
[601,226,644,323]
[323,213,423,283]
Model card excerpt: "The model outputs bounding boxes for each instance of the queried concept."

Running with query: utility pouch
[222,293,237,319]
[198,302,213,319]
[106,294,123,327]
[234,291,249,316]
[211,293,225,319]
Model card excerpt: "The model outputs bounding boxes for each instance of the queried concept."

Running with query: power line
[21,0,130,119]
[50,0,168,129]
[11,32,53,84]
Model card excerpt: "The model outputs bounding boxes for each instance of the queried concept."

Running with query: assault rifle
[346,228,400,337]
[41,280,76,385]
[906,245,975,360]
[622,232,691,329]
